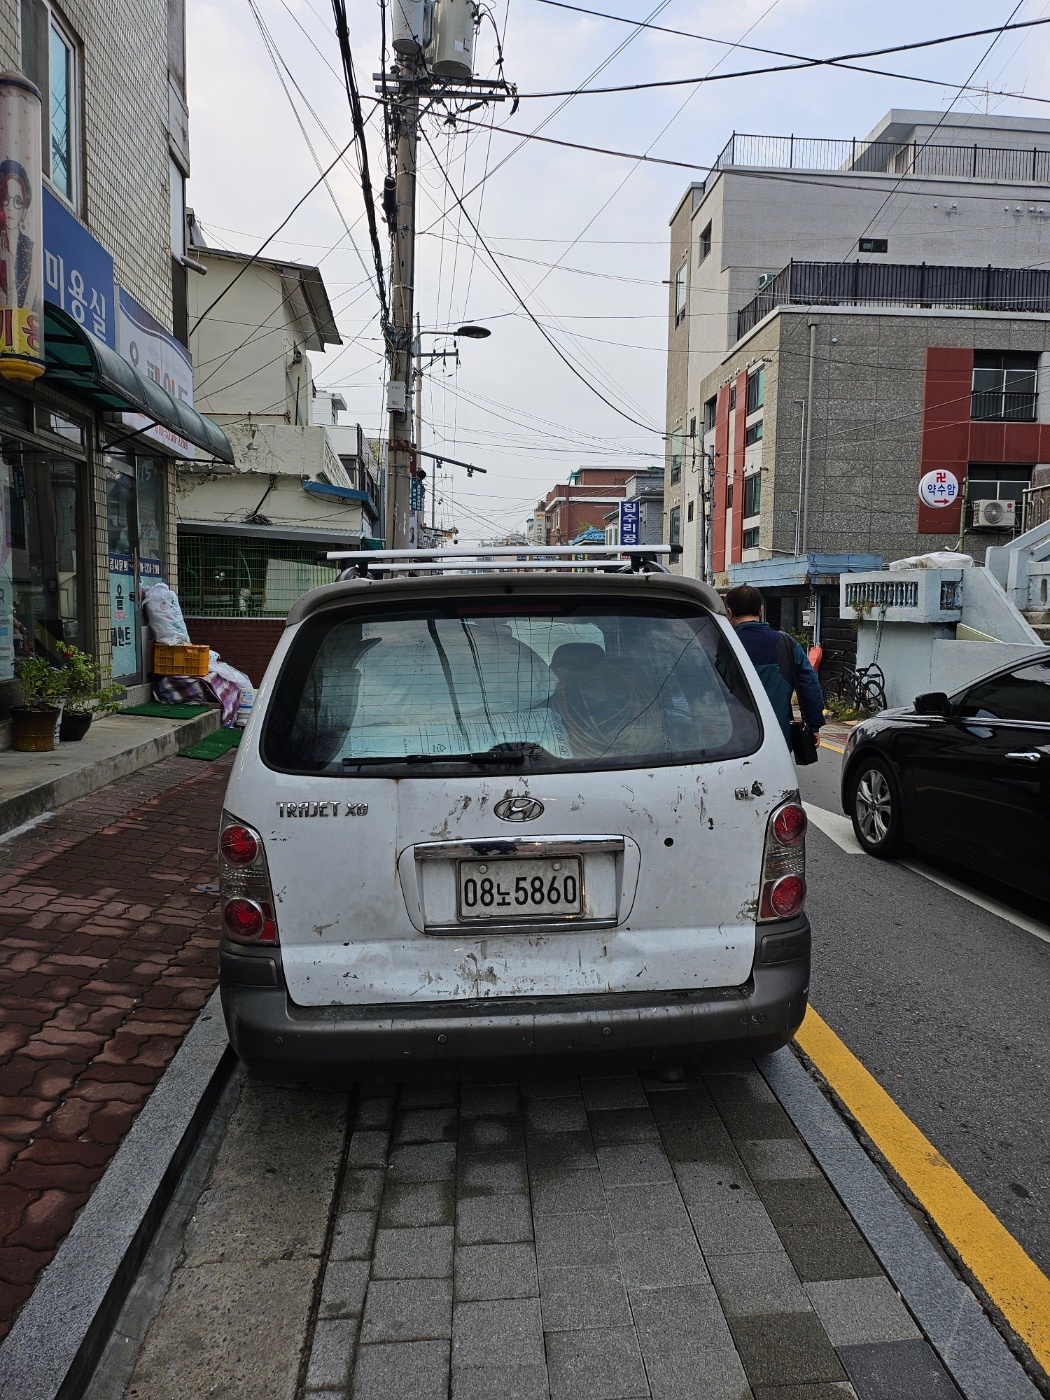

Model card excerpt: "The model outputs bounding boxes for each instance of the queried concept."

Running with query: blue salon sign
[42,188,116,347]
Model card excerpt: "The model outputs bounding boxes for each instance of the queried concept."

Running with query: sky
[185,0,1050,540]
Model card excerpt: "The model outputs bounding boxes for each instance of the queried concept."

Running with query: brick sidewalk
[0,753,233,1338]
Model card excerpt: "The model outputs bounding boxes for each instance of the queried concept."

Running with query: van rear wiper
[342,742,547,768]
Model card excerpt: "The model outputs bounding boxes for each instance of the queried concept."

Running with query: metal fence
[737,260,1050,339]
[844,579,919,611]
[1023,484,1050,531]
[178,534,338,618]
[711,132,1050,187]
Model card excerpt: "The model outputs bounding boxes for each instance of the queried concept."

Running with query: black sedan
[839,651,1050,900]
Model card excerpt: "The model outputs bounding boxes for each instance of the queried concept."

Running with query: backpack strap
[774,631,797,691]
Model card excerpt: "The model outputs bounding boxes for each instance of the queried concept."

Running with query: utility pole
[385,65,420,549]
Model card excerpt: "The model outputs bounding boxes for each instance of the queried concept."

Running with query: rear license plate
[457,857,583,921]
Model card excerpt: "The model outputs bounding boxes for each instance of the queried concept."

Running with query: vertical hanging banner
[0,74,44,382]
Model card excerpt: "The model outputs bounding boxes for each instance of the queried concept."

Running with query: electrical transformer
[391,0,426,55]
[427,0,477,80]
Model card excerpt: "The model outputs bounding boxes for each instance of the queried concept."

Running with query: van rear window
[262,599,761,775]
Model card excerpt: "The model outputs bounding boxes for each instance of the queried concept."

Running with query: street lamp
[411,320,492,535]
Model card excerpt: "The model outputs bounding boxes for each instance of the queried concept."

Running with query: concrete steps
[1022,610,1050,644]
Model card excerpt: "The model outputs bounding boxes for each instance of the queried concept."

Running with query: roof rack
[320,545,681,578]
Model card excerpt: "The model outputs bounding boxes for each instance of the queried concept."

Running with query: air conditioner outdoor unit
[972,498,1016,529]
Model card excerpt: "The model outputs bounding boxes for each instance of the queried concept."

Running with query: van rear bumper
[219,919,810,1076]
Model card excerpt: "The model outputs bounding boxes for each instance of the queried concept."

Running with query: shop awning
[42,305,234,464]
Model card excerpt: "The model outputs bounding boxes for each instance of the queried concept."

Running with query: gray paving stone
[805,1278,921,1347]
[399,1082,459,1107]
[452,1297,545,1365]
[630,1283,736,1354]
[372,1226,454,1279]
[544,1325,649,1400]
[320,1259,371,1319]
[379,1178,456,1228]
[838,1340,963,1399]
[339,1169,386,1214]
[451,1363,550,1399]
[539,1264,631,1330]
[729,1313,847,1388]
[596,1143,675,1186]
[739,1137,821,1182]
[527,1128,598,1172]
[351,1339,450,1400]
[457,1193,534,1244]
[305,1391,347,1399]
[458,1150,529,1197]
[641,1341,752,1400]
[460,1114,526,1152]
[707,1251,811,1317]
[360,1278,453,1344]
[775,1219,881,1283]
[646,1086,718,1124]
[660,1120,742,1165]
[525,1097,589,1133]
[520,1077,581,1099]
[531,1166,607,1216]
[395,1108,458,1144]
[581,1075,648,1110]
[687,1196,784,1256]
[588,1107,661,1145]
[347,1131,391,1168]
[674,1158,757,1207]
[604,1183,691,1235]
[306,1317,357,1390]
[459,1084,520,1118]
[388,1142,457,1182]
[359,1080,398,1099]
[752,1385,858,1400]
[455,1243,538,1300]
[614,1228,710,1289]
[534,1211,617,1269]
[331,1212,378,1261]
[354,1097,395,1131]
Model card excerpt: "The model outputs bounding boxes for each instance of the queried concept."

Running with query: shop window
[743,526,760,550]
[21,0,80,207]
[1,438,84,678]
[744,420,763,446]
[746,365,765,415]
[971,352,1037,422]
[105,458,138,678]
[674,263,687,326]
[743,473,762,518]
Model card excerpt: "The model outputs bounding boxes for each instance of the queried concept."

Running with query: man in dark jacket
[724,584,825,749]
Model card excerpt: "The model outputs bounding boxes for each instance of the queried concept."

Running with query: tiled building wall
[0,7,18,69]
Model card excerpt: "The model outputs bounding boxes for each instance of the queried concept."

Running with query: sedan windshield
[262,598,761,775]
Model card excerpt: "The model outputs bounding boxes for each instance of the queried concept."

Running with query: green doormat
[122,703,215,719]
[178,727,242,760]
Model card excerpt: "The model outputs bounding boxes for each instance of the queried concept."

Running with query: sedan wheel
[850,759,905,858]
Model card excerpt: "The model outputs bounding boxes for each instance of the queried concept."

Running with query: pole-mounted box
[391,0,427,54]
[427,0,477,79]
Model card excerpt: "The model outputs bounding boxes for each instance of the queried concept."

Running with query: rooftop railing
[709,132,1050,188]
[736,259,1050,340]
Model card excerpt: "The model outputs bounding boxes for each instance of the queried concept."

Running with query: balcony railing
[1023,483,1050,531]
[737,260,1050,340]
[709,132,1050,189]
[970,390,1037,422]
[844,579,919,611]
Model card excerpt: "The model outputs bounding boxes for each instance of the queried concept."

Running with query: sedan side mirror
[914,691,952,717]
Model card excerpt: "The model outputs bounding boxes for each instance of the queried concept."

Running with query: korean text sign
[117,290,195,458]
[42,187,114,346]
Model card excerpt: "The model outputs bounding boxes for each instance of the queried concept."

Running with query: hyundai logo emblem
[494,795,544,822]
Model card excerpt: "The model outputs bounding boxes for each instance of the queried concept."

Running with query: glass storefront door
[105,454,139,679]
[1,437,84,678]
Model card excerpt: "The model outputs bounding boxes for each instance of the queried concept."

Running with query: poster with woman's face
[0,74,44,381]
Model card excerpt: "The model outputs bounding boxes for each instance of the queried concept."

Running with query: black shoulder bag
[775,632,819,766]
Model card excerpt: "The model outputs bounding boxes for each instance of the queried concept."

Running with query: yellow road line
[795,1007,1050,1372]
[820,739,846,755]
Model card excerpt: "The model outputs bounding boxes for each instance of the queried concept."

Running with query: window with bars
[971,352,1038,422]
[177,534,340,618]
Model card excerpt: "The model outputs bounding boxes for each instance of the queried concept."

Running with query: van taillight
[758,800,807,922]
[219,812,280,946]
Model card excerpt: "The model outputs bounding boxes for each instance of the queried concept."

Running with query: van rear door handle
[1006,751,1042,762]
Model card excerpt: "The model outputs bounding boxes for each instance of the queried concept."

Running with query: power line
[525,3,1050,105]
[420,126,660,433]
[513,12,1050,98]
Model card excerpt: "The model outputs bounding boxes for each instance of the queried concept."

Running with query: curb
[760,1046,1044,1400]
[0,707,221,837]
[0,990,233,1400]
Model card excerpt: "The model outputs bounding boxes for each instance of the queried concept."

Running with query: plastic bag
[887,551,973,570]
[210,657,255,728]
[141,581,191,644]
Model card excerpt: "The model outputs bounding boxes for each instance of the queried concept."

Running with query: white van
[217,551,809,1076]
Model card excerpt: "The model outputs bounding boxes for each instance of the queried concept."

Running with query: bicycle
[821,655,887,717]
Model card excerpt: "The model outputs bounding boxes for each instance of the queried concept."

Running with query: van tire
[848,756,907,858]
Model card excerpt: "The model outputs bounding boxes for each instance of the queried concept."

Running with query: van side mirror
[914,691,952,717]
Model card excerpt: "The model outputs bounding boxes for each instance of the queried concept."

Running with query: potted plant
[56,645,125,741]
[12,655,67,752]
